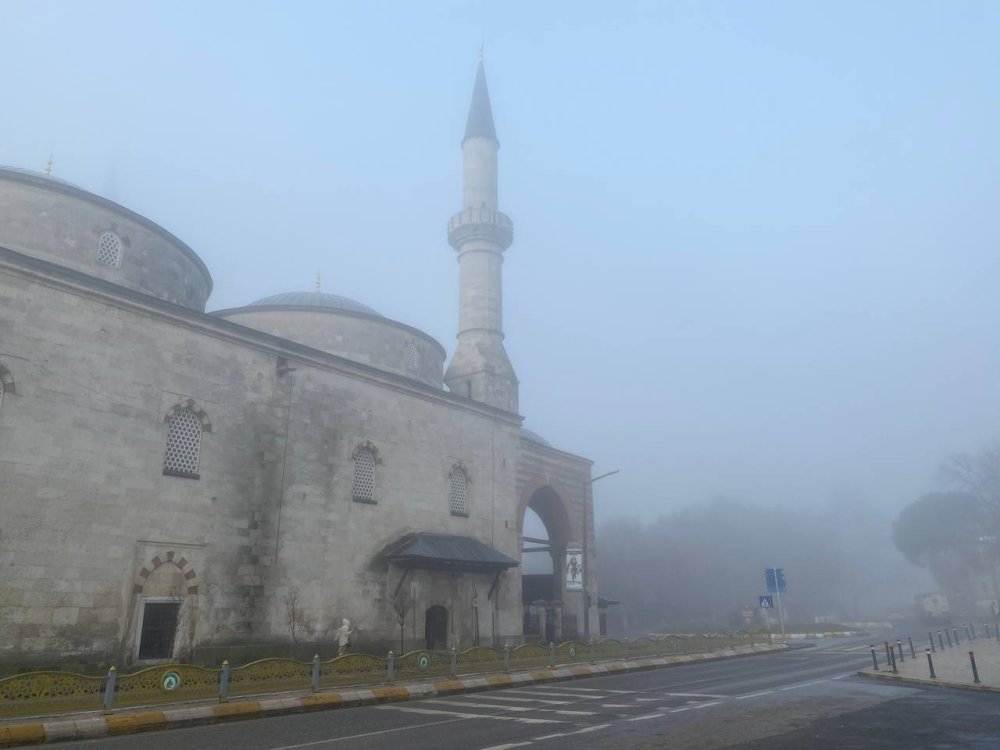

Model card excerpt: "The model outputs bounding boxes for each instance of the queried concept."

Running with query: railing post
[869,645,879,671]
[503,644,510,673]
[945,628,953,648]
[939,630,946,650]
[953,627,960,645]
[908,636,916,659]
[387,651,395,684]
[971,622,977,640]
[102,666,117,713]
[926,649,936,679]
[896,639,905,663]
[889,646,898,674]
[929,631,935,652]
[311,654,321,691]
[884,641,892,665]
[219,660,230,702]
[549,641,556,668]
[450,646,457,678]
[964,625,971,642]
[970,651,981,684]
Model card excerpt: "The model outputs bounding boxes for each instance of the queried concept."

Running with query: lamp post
[582,469,619,642]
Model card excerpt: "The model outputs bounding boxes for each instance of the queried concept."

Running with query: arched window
[97,231,123,267]
[0,364,14,409]
[404,340,419,372]
[163,408,204,478]
[449,466,469,517]
[352,445,377,504]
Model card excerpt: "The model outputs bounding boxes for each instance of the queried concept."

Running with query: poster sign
[565,547,583,591]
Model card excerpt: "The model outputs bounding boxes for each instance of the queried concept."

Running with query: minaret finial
[315,271,321,293]
[478,43,484,63]
[44,155,53,176]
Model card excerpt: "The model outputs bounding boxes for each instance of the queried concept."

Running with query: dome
[248,291,381,317]
[520,428,551,447]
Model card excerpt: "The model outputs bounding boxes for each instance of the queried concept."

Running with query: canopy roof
[385,532,519,573]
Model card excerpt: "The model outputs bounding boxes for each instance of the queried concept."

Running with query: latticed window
[404,340,419,371]
[449,467,469,516]
[352,446,376,504]
[97,232,123,267]
[163,409,203,478]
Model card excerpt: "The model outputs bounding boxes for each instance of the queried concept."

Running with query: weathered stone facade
[0,63,596,671]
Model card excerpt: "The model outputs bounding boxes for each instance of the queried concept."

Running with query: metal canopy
[385,532,519,573]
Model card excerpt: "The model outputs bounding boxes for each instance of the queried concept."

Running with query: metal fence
[0,630,765,719]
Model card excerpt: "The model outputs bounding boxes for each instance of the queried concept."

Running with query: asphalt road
[64,639,1000,750]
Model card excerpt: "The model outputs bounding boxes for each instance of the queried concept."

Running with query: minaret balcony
[448,207,514,250]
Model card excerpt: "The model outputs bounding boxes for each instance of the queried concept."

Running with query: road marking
[427,699,532,712]
[373,705,562,724]
[602,703,634,708]
[543,686,634,694]
[669,706,693,713]
[506,689,611,699]
[662,692,727,698]
[481,744,533,750]
[692,701,723,709]
[627,712,665,722]
[832,672,854,680]
[267,717,469,749]
[477,695,571,705]
[735,690,774,700]
[780,680,825,691]
[532,724,612,740]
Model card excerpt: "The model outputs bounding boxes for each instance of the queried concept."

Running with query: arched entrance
[425,605,448,650]
[519,484,573,641]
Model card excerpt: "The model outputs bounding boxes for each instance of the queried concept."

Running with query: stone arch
[163,398,212,433]
[517,476,573,543]
[132,550,199,596]
[351,440,382,464]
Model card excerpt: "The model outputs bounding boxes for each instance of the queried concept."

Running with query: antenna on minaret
[44,155,53,176]
[315,271,321,293]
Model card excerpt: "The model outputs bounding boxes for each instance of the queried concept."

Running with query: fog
[4,2,998,619]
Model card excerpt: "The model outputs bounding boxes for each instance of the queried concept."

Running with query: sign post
[765,568,787,641]
[759,595,774,644]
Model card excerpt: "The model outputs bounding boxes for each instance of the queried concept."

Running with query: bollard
[102,666,117,713]
[503,644,511,673]
[450,646,458,677]
[970,651,981,684]
[926,649,936,679]
[889,646,898,674]
[311,654,321,691]
[971,623,977,640]
[929,631,936,653]
[908,636,916,659]
[946,629,953,648]
[884,640,892,665]
[387,651,395,684]
[219,660,230,701]
[939,630,945,650]
[896,639,905,663]
[549,641,556,668]
[870,645,879,671]
[953,627,960,645]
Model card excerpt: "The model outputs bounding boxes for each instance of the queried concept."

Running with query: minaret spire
[445,59,519,412]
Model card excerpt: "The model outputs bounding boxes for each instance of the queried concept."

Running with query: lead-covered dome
[214,291,445,388]
[248,291,381,317]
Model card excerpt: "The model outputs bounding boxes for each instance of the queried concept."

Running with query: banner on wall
[565,547,583,591]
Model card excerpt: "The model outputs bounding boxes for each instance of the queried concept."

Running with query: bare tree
[284,587,304,644]
[389,589,412,654]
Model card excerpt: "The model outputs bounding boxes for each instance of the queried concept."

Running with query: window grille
[404,340,419,371]
[97,232,123,267]
[163,409,203,478]
[449,467,468,516]
[137,602,180,659]
[353,447,376,503]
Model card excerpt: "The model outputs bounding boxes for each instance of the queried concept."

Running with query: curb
[0,644,783,747]
[856,669,1000,694]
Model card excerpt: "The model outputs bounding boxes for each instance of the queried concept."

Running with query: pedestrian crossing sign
[759,595,773,609]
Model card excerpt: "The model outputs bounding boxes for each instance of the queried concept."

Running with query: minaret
[445,59,519,412]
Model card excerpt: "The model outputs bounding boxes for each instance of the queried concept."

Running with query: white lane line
[692,701,723,709]
[426,699,532,712]
[505,689,611,699]
[268,717,468,749]
[373,705,562,724]
[601,703,634,708]
[532,724,612,740]
[481,744,533,750]
[832,672,854,680]
[669,707,693,713]
[539,686,635,694]
[476,695,571,705]
[627,712,664,722]
[735,690,774,700]
[780,680,825,691]
[662,692,727,698]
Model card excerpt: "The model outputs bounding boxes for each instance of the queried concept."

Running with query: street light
[582,469,619,642]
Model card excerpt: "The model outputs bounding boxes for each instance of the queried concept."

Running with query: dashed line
[481,743,533,750]
[532,723,612,740]
[627,712,665,722]
[268,717,468,749]
[692,701,723,709]
[735,690,774,700]
[662,692,727,698]
[476,695,571,705]
[373,705,563,724]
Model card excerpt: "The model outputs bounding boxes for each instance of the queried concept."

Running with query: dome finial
[44,155,53,176]
[478,43,484,63]
[315,270,321,293]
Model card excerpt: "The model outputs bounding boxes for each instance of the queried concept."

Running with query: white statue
[335,618,353,656]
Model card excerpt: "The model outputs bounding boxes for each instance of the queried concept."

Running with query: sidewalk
[859,633,1000,692]
[0,644,782,748]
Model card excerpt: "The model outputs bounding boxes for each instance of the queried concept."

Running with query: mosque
[0,62,600,669]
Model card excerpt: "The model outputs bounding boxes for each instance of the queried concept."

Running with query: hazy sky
[3,1,999,525]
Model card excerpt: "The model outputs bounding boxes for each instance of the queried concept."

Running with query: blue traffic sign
[765,568,787,594]
[759,595,774,609]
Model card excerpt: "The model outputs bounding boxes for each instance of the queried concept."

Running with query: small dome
[520,428,551,447]
[248,291,381,317]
